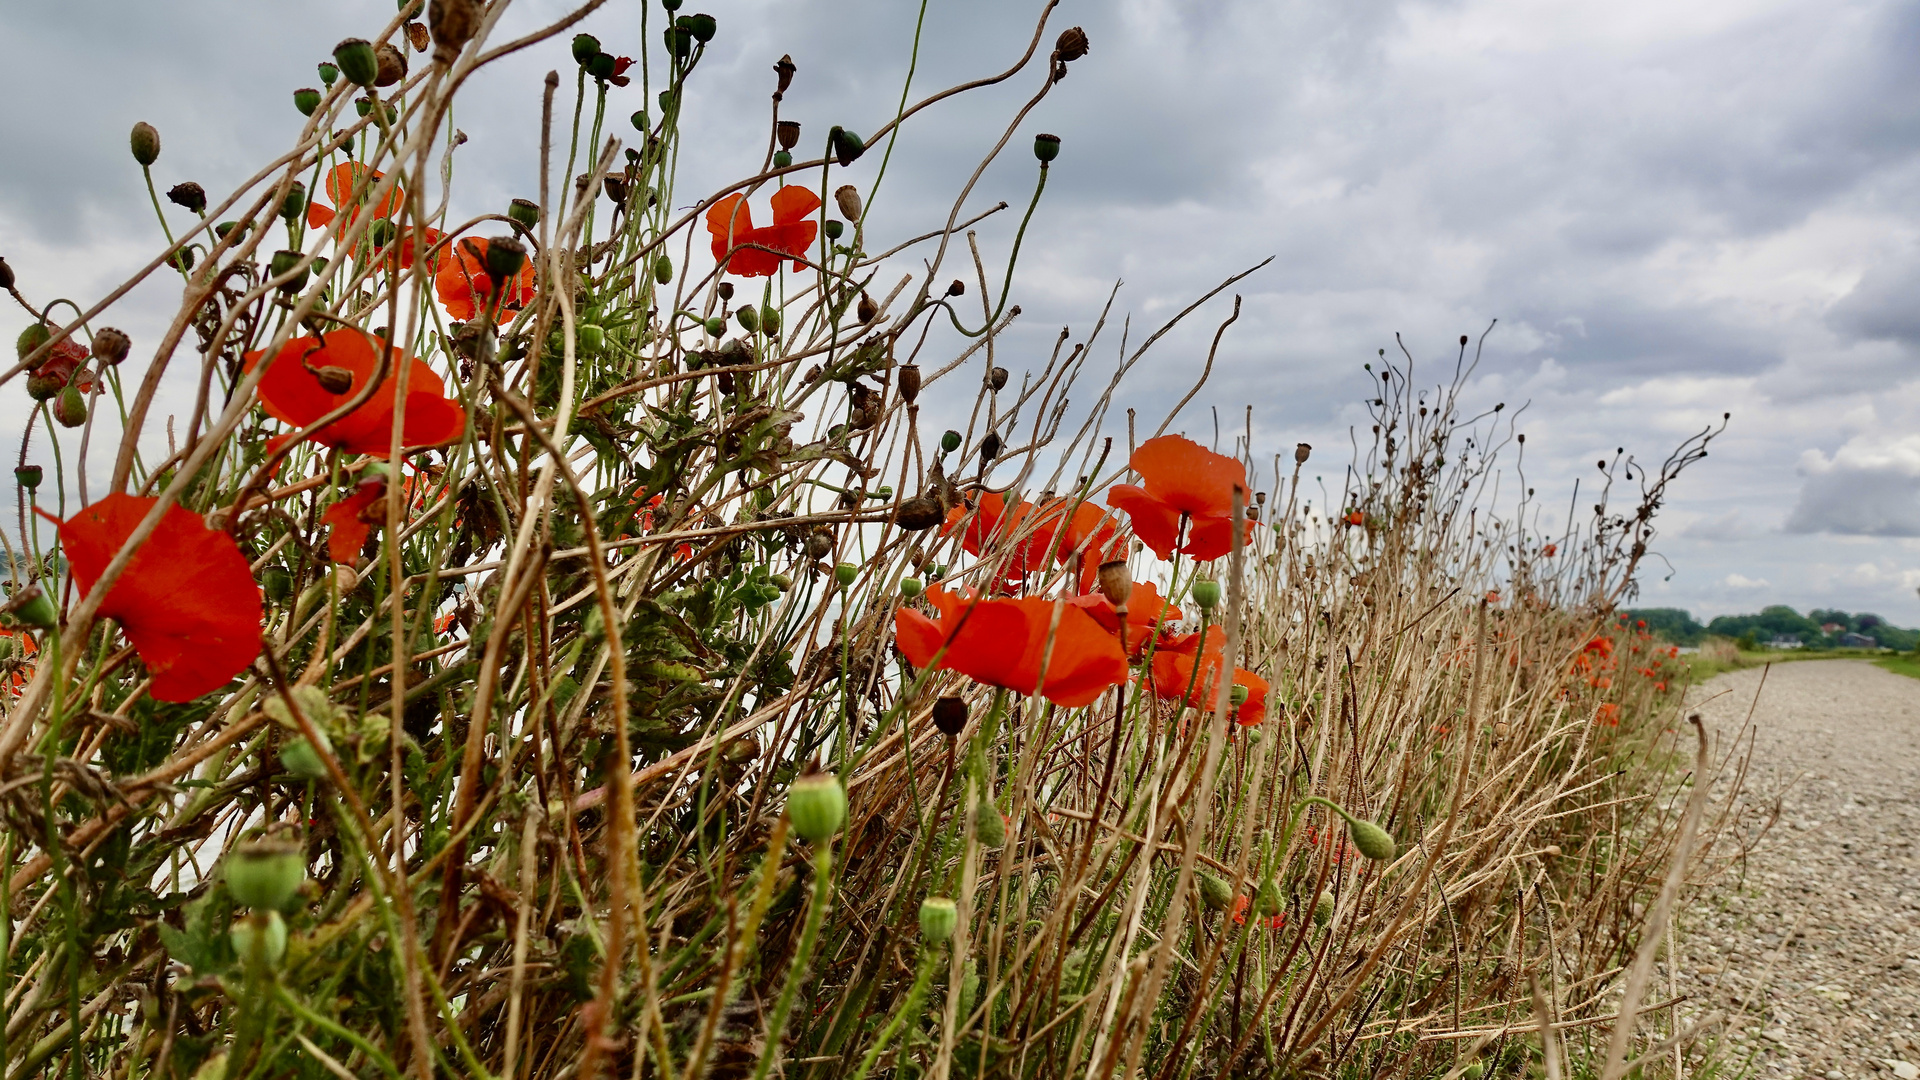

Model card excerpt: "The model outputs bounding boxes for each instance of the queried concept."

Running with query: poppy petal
[1107,485,1183,561]
[1130,435,1244,519]
[770,185,822,226]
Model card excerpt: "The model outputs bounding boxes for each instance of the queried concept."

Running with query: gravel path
[1675,660,1920,1079]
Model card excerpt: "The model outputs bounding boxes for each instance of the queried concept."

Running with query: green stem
[750,841,836,1080]
[847,949,939,1080]
[948,162,1049,338]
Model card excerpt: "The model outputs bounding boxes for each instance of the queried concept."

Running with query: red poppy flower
[34,339,89,388]
[1069,581,1181,660]
[306,163,441,269]
[1106,436,1245,561]
[322,479,388,563]
[1542,543,1557,557]
[242,330,466,458]
[1343,510,1365,527]
[435,237,537,322]
[894,586,1127,707]
[1055,501,1127,592]
[706,186,821,277]
[1231,894,1287,929]
[1595,703,1621,727]
[1148,625,1268,724]
[944,492,1050,580]
[0,628,37,694]
[609,56,635,86]
[50,493,261,702]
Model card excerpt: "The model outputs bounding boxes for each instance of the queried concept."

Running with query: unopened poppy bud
[768,573,792,593]
[974,806,1006,848]
[333,39,379,86]
[979,432,1002,464]
[774,54,796,95]
[262,566,293,601]
[15,465,42,491]
[230,911,289,969]
[987,366,1007,391]
[1254,875,1283,916]
[899,577,923,598]
[1198,873,1232,912]
[1347,817,1395,862]
[687,12,717,41]
[280,181,306,222]
[653,255,673,284]
[508,198,539,229]
[88,327,129,367]
[947,279,966,298]
[294,87,323,116]
[16,323,49,361]
[587,52,617,81]
[735,305,759,333]
[897,363,921,403]
[895,494,943,531]
[364,220,394,250]
[11,587,56,629]
[53,384,88,428]
[834,562,857,586]
[374,43,408,87]
[1191,579,1221,611]
[932,695,968,735]
[1056,26,1090,62]
[318,61,340,86]
[760,304,781,335]
[919,897,957,943]
[214,220,247,243]
[129,122,160,167]
[703,316,725,338]
[25,373,63,400]
[823,219,844,241]
[279,728,332,780]
[1294,442,1311,464]
[1313,889,1335,926]
[829,126,866,166]
[313,366,355,394]
[835,184,862,223]
[484,236,526,282]
[1462,1065,1484,1080]
[940,429,961,454]
[773,150,793,169]
[577,324,605,353]
[776,119,801,150]
[571,33,601,65]
[786,772,846,843]
[1033,133,1061,162]
[225,840,305,910]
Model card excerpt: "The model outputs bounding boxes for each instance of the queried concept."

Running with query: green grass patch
[1874,653,1920,681]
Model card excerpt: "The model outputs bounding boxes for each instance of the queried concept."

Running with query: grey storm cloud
[9,0,1920,620]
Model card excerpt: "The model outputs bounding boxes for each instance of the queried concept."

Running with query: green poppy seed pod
[1462,1064,1484,1080]
[687,12,717,41]
[15,323,49,361]
[772,150,793,169]
[362,220,393,251]
[760,303,781,336]
[735,305,759,334]
[333,39,379,87]
[974,806,1006,848]
[823,219,844,241]
[834,562,857,587]
[225,840,306,910]
[374,42,408,87]
[15,465,43,491]
[1347,816,1396,862]
[770,573,793,592]
[899,577,923,598]
[829,126,866,166]
[311,256,329,277]
[294,87,323,116]
[835,184,862,223]
[53,384,88,429]
[1254,875,1283,917]
[940,429,962,454]
[355,97,372,117]
[279,730,332,780]
[508,198,540,229]
[166,181,206,213]
[570,33,600,65]
[653,255,674,284]
[577,324,605,353]
[12,588,56,629]
[1231,683,1250,707]
[1198,873,1232,912]
[279,181,306,222]
[663,23,693,58]
[919,896,958,944]
[703,316,726,338]
[587,52,617,81]
[229,911,289,970]
[0,637,13,662]
[318,61,340,87]
[214,220,247,243]
[262,566,293,601]
[25,373,63,401]
[1034,133,1061,162]
[270,248,305,282]
[482,236,525,281]
[1313,889,1335,926]
[786,772,846,843]
[170,248,196,273]
[1191,579,1221,611]
[662,0,682,9]
[129,122,160,167]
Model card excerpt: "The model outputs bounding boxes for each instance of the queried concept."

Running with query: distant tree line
[1621,605,1919,650]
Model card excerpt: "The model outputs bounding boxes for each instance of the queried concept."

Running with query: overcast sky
[5,0,1919,623]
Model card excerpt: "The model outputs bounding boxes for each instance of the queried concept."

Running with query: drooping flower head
[894,586,1127,707]
[706,186,820,277]
[51,493,262,702]
[243,330,465,458]
[1107,435,1245,561]
[435,237,537,322]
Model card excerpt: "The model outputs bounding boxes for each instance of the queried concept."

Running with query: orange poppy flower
[322,478,388,563]
[50,493,261,702]
[306,163,442,269]
[894,586,1127,707]
[1055,501,1127,592]
[1069,581,1181,660]
[0,628,37,694]
[1106,435,1245,561]
[243,330,466,458]
[435,237,537,322]
[1230,894,1287,929]
[1343,510,1365,527]
[1542,543,1557,557]
[1595,702,1621,727]
[1149,625,1268,725]
[706,186,820,277]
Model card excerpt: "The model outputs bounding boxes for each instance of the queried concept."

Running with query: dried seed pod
[1295,442,1312,464]
[0,257,13,290]
[897,363,921,403]
[129,122,160,167]
[946,279,966,298]
[406,20,430,52]
[773,54,796,96]
[373,43,408,87]
[857,292,877,324]
[776,118,801,149]
[835,184,862,222]
[1097,560,1131,608]
[91,327,130,366]
[803,530,833,559]
[894,494,943,532]
[427,0,479,63]
[932,695,968,735]
[988,366,1008,391]
[979,432,1002,464]
[313,366,355,394]
[1056,26,1090,62]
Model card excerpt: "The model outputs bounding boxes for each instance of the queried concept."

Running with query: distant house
[1837,632,1877,649]
[1767,635,1805,650]
[1820,622,1844,634]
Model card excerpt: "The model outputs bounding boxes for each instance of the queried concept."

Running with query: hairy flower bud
[91,327,130,366]
[16,323,49,362]
[1313,889,1335,926]
[1198,873,1232,912]
[1347,817,1396,862]
[653,255,673,284]
[129,122,160,167]
[333,39,379,87]
[279,728,332,780]
[735,304,759,334]
[786,772,846,843]
[919,897,958,943]
[975,806,1006,848]
[53,384,88,428]
[759,303,781,336]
